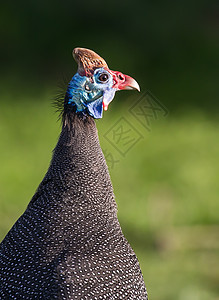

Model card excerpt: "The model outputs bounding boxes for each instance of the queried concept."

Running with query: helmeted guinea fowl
[0,48,148,299]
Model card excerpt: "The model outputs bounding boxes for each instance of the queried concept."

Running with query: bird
[0,48,148,299]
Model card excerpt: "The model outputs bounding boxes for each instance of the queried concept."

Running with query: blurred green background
[0,1,218,299]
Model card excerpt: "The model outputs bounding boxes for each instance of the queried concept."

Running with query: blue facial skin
[66,68,116,119]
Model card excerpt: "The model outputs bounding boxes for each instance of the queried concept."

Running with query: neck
[29,112,117,217]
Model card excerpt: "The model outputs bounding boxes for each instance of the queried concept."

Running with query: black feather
[52,75,70,120]
[0,76,148,299]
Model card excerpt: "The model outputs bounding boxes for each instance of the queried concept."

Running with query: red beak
[109,70,140,92]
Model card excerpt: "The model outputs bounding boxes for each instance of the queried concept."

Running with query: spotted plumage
[0,48,148,299]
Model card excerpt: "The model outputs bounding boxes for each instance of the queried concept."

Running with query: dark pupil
[99,73,108,82]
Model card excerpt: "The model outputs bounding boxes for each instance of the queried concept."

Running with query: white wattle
[103,103,108,111]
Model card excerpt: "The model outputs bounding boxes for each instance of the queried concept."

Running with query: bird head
[65,47,140,119]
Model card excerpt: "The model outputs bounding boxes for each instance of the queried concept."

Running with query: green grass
[0,92,219,299]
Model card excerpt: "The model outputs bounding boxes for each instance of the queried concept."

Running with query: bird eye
[98,73,109,82]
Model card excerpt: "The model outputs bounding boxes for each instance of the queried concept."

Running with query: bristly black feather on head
[52,74,73,121]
